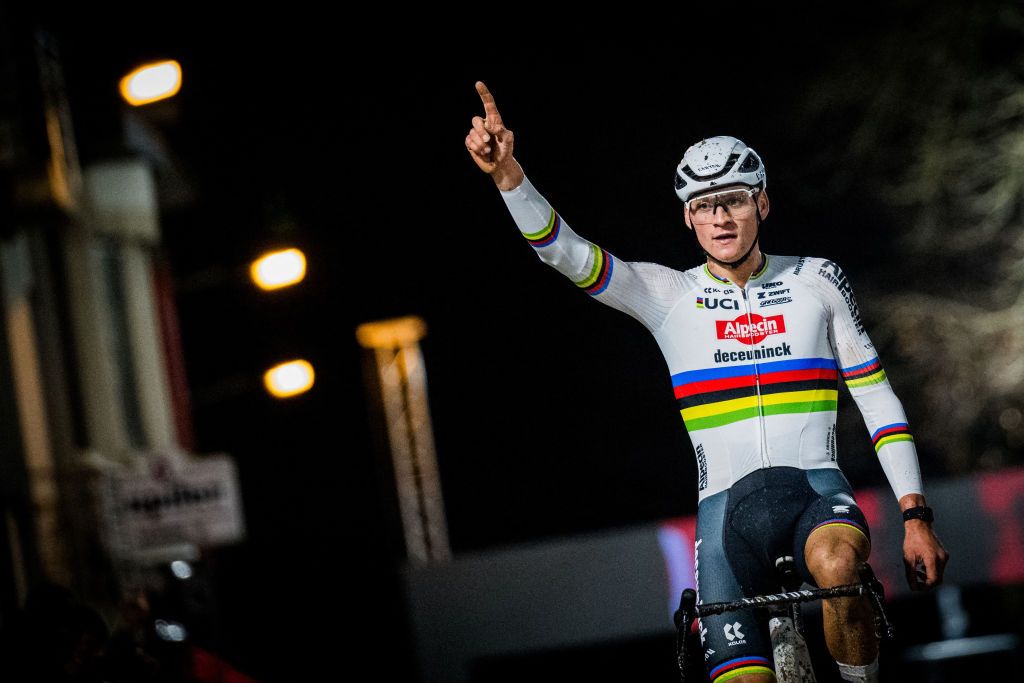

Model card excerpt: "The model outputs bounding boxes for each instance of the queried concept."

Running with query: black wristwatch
[902,506,934,523]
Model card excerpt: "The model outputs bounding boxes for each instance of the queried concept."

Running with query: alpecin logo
[716,313,786,345]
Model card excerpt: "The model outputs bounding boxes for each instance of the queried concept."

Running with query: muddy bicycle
[674,558,893,682]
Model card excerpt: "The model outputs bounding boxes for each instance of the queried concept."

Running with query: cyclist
[465,81,949,683]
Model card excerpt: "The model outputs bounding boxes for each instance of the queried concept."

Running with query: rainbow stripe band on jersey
[872,422,913,453]
[704,264,730,284]
[574,244,613,295]
[710,656,774,682]
[702,256,769,285]
[842,357,887,388]
[672,358,839,431]
[522,209,561,248]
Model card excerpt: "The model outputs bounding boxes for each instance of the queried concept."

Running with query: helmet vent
[738,151,762,173]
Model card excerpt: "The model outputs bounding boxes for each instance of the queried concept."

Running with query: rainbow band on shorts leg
[710,656,774,681]
[811,517,869,542]
[872,422,913,453]
[522,209,561,248]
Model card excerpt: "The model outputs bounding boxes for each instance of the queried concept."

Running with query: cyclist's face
[685,186,769,263]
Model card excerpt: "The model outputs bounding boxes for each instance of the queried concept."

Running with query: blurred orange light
[264,360,315,398]
[120,60,182,106]
[355,316,427,349]
[250,248,307,291]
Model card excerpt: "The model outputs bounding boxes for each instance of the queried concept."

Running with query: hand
[465,81,523,190]
[903,521,949,590]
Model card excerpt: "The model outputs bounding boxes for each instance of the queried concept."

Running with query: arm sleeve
[499,175,692,331]
[811,259,923,500]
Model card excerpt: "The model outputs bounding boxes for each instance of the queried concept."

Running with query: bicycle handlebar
[674,563,894,681]
[674,589,697,628]
[672,562,894,644]
[691,583,868,618]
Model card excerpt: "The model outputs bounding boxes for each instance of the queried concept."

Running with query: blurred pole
[356,316,450,565]
[0,27,89,590]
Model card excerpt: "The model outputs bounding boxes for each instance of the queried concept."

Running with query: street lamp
[249,248,307,291]
[263,359,315,399]
[120,60,182,106]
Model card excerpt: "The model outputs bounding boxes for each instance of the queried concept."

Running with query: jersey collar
[702,254,770,285]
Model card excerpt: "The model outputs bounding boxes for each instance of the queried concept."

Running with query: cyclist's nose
[712,205,733,224]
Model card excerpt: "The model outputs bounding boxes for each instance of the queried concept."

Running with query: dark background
[31,3,1022,680]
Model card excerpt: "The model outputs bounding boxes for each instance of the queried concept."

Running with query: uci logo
[696,297,739,310]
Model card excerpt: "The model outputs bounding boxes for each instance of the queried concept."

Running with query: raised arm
[464,81,693,330]
[813,259,949,590]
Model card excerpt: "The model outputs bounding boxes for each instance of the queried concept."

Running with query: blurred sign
[100,451,245,560]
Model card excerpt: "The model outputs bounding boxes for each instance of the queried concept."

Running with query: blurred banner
[658,466,1024,615]
[404,466,1024,683]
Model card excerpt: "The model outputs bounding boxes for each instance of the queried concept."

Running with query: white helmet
[674,136,766,203]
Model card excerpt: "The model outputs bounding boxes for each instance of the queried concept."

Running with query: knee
[808,540,866,587]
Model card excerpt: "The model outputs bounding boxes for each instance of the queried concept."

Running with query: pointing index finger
[475,81,503,126]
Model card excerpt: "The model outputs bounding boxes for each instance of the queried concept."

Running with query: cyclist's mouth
[713,234,738,243]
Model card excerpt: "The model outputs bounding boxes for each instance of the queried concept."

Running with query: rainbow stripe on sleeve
[672,358,838,431]
[522,209,561,248]
[872,422,913,453]
[842,357,887,388]
[710,656,774,681]
[574,244,613,296]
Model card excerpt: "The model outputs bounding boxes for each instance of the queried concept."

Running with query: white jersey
[501,176,923,502]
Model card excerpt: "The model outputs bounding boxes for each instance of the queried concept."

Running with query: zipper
[742,285,771,468]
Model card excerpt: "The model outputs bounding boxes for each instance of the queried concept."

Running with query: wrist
[899,492,926,512]
[902,505,934,524]
[493,161,525,192]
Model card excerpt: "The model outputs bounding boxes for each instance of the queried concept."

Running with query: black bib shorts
[693,466,870,681]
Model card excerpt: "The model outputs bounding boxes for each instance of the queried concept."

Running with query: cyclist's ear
[757,190,770,220]
[683,208,694,231]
